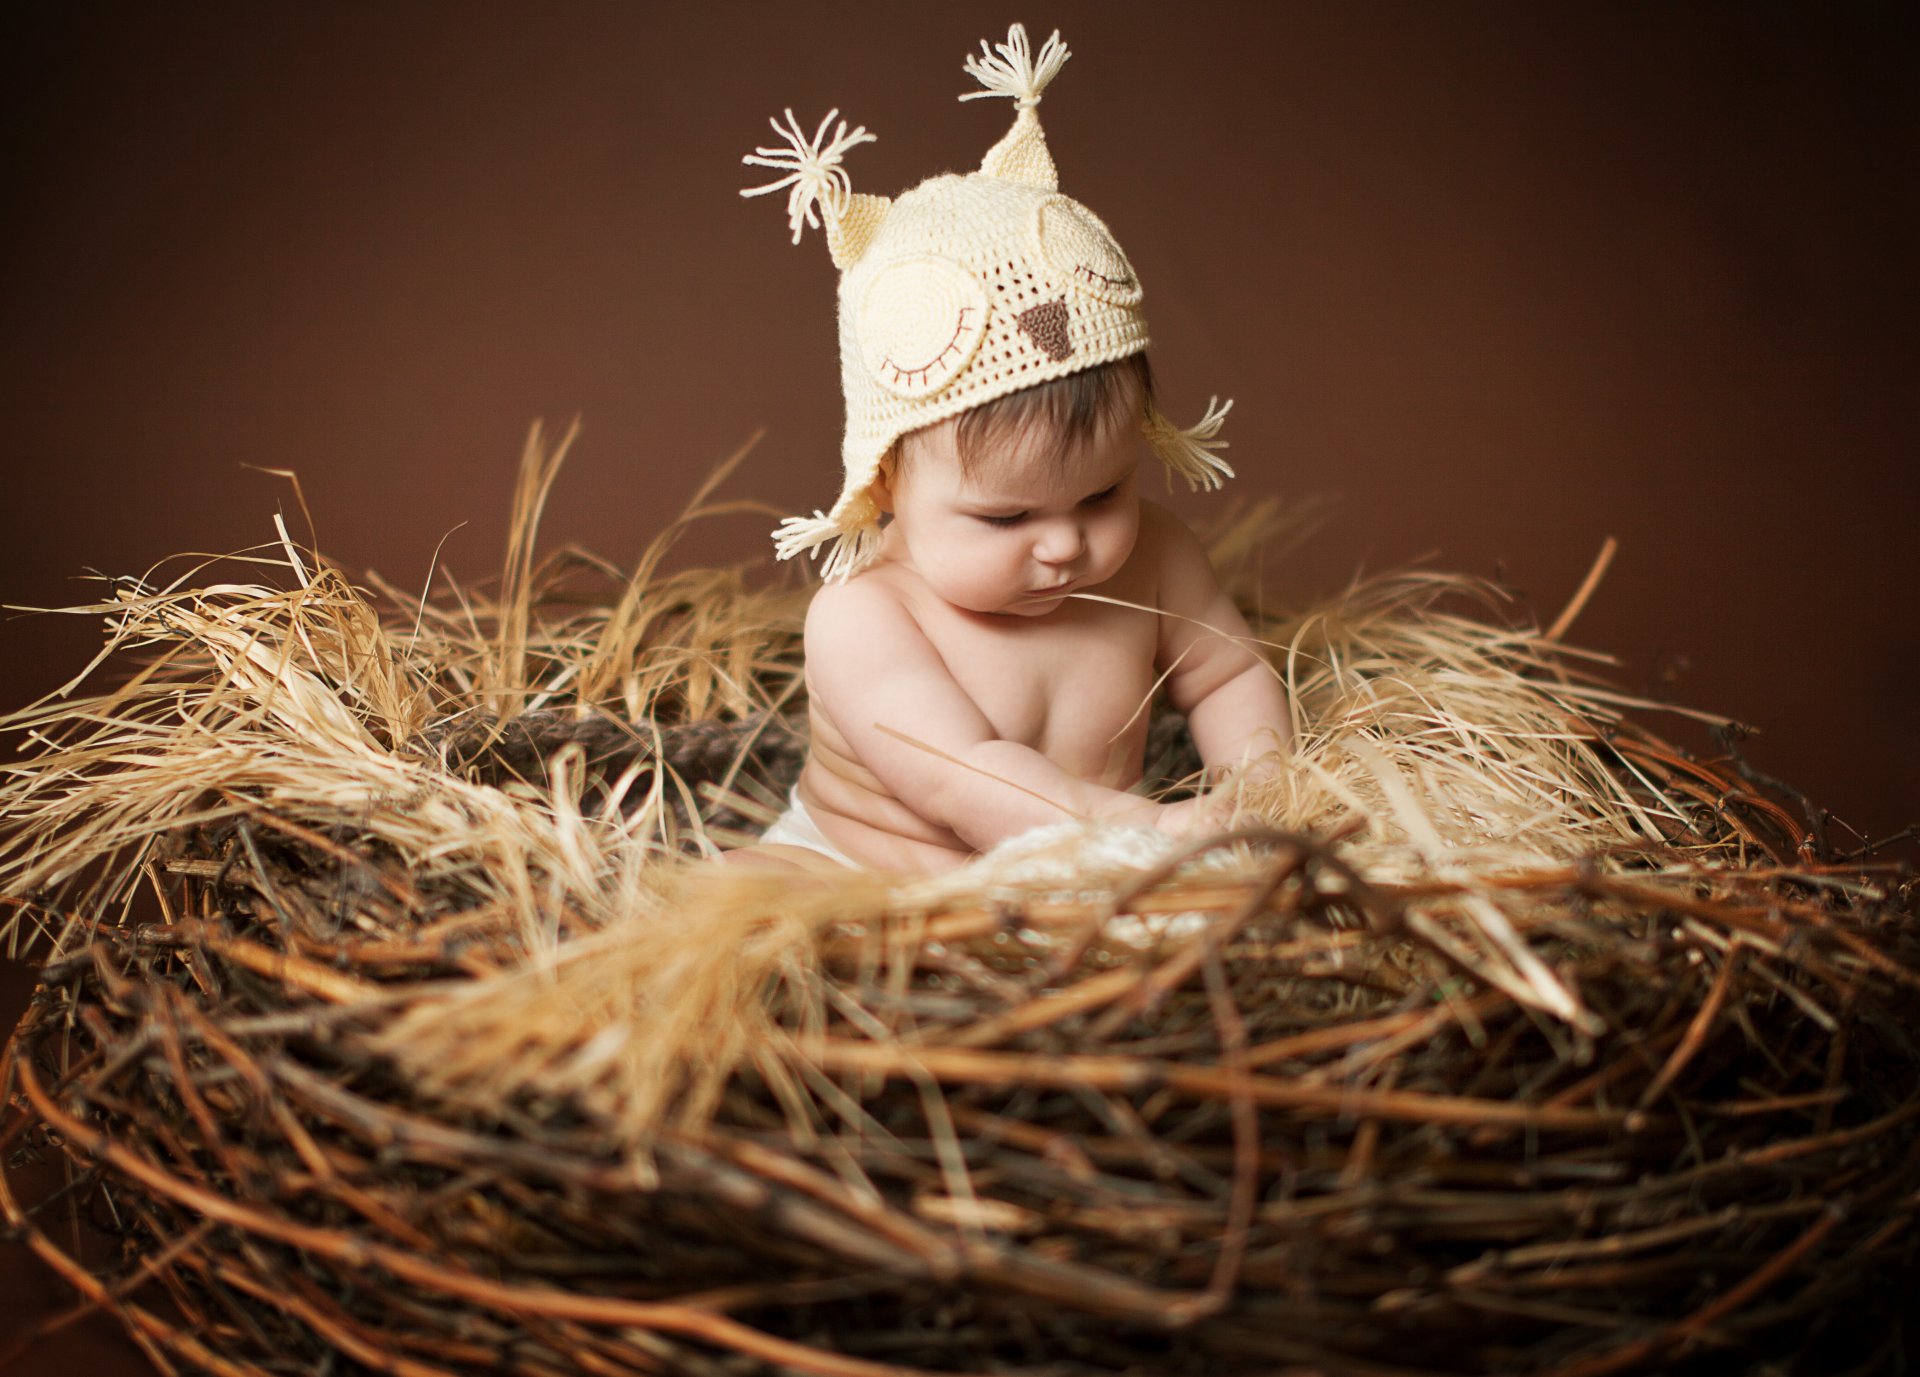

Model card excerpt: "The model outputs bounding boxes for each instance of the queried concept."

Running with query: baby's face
[878,416,1141,617]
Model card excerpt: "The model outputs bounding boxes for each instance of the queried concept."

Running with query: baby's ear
[868,452,898,514]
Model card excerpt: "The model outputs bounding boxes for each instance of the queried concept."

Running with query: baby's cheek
[971,530,1019,570]
[947,533,1018,606]
[1097,508,1142,569]
[982,543,1026,596]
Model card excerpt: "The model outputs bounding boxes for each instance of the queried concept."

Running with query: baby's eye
[1081,485,1119,507]
[974,512,1027,528]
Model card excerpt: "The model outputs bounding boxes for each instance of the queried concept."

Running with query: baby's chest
[933,608,1160,777]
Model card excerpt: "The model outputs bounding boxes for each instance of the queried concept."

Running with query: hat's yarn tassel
[960,24,1069,109]
[1144,397,1236,491]
[740,108,876,245]
[772,511,885,583]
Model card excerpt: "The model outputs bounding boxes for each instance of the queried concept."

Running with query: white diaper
[758,786,860,867]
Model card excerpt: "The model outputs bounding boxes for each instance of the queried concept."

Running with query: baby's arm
[805,581,1166,850]
[1148,505,1293,791]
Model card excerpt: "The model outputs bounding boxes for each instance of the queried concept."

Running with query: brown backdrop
[2,2,1914,1363]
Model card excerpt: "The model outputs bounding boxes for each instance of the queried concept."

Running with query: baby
[738,25,1290,874]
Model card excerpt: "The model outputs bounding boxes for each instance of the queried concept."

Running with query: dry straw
[2,427,1916,1374]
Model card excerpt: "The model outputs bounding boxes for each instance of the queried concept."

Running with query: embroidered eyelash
[1073,262,1132,290]
[881,308,976,389]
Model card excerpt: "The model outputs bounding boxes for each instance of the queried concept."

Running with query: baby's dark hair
[897,353,1154,480]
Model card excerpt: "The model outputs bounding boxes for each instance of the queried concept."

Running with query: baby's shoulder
[804,566,922,650]
[803,568,954,705]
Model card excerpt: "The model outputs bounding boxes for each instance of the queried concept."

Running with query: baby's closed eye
[969,485,1121,528]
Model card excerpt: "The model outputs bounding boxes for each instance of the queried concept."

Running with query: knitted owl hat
[743,23,1233,581]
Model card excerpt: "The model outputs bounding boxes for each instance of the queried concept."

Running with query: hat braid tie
[960,24,1069,110]
[773,508,884,581]
[1144,397,1236,491]
[740,108,876,245]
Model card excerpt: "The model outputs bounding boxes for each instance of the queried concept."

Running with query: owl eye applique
[858,255,991,396]
[1032,195,1142,306]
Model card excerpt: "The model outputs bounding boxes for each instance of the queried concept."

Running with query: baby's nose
[1034,520,1084,564]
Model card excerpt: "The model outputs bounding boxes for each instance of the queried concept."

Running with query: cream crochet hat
[743,24,1233,581]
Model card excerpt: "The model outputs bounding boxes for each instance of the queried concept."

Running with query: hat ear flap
[962,24,1068,191]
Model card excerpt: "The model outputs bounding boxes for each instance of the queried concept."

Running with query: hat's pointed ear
[827,192,891,269]
[978,108,1056,190]
[741,109,886,258]
[962,24,1068,191]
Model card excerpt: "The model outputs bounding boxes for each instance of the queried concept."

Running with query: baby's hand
[1153,791,1240,839]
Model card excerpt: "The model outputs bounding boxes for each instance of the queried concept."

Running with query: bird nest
[4,430,1917,1376]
